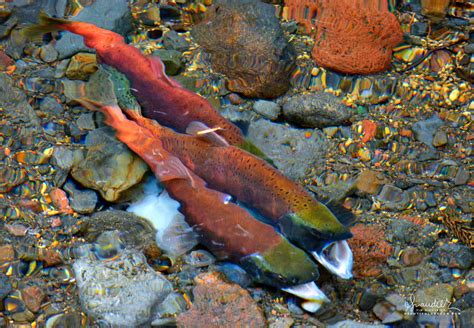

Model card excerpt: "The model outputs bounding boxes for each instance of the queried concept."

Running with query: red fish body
[82,101,319,288]
[126,111,352,253]
[23,13,247,147]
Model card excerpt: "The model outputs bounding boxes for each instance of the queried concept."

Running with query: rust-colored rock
[348,224,393,278]
[177,272,266,328]
[0,244,15,263]
[283,0,403,74]
[22,286,45,313]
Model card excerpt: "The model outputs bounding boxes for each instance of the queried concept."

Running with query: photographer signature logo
[403,293,461,316]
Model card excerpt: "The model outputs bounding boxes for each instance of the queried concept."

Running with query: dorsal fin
[147,56,181,88]
[186,121,229,147]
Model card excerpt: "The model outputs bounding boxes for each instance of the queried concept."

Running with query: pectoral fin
[186,121,229,147]
[155,155,196,189]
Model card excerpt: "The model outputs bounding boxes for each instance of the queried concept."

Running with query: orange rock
[360,120,378,143]
[284,0,403,74]
[0,244,15,263]
[49,188,74,214]
[22,286,45,313]
[348,224,393,278]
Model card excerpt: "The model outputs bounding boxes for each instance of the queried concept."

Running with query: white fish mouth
[312,240,353,279]
[282,282,329,313]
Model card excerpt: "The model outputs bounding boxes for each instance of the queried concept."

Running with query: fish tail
[21,10,71,39]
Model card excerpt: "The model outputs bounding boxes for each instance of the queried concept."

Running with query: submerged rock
[65,53,98,80]
[0,73,39,126]
[63,180,97,214]
[54,0,133,59]
[74,249,172,327]
[282,92,353,128]
[70,127,148,202]
[246,119,328,180]
[411,115,444,148]
[252,100,281,120]
[192,0,295,98]
[177,272,266,328]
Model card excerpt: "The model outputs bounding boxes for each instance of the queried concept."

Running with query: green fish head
[278,202,353,251]
[239,238,319,288]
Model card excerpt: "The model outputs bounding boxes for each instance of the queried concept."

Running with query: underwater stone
[65,53,98,81]
[73,249,172,327]
[63,181,97,214]
[162,30,190,52]
[414,284,454,314]
[70,127,148,202]
[38,43,58,63]
[177,272,266,328]
[252,100,281,121]
[431,244,473,270]
[0,272,12,301]
[53,0,133,59]
[282,91,352,128]
[412,115,444,148]
[246,118,328,180]
[192,0,295,98]
[377,185,410,211]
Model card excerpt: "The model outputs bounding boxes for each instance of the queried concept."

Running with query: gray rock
[328,320,388,328]
[455,309,474,328]
[0,272,12,301]
[377,185,410,211]
[432,130,448,147]
[412,116,444,147]
[191,0,295,98]
[152,49,183,76]
[269,317,294,328]
[282,92,352,128]
[39,43,58,63]
[253,100,281,120]
[76,112,96,131]
[40,96,63,115]
[215,263,252,288]
[64,180,98,214]
[431,243,473,270]
[54,0,132,59]
[246,119,328,180]
[52,146,75,171]
[163,30,190,52]
[0,73,40,126]
[388,220,420,244]
[414,284,453,314]
[5,28,28,59]
[153,292,187,318]
[70,127,148,202]
[73,249,172,327]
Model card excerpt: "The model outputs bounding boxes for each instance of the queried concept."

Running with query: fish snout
[312,240,353,280]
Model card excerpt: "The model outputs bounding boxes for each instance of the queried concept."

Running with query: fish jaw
[312,240,353,279]
[239,238,319,288]
[282,282,329,313]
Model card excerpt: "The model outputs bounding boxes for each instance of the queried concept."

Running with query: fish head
[239,238,319,288]
[278,203,354,279]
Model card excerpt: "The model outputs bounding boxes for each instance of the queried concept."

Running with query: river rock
[163,30,190,52]
[246,119,328,180]
[65,53,98,80]
[0,73,40,126]
[52,0,132,59]
[70,127,148,202]
[431,243,473,270]
[414,284,454,314]
[412,115,444,148]
[63,180,98,214]
[191,0,295,98]
[73,249,172,327]
[177,272,266,328]
[253,100,281,120]
[282,91,352,128]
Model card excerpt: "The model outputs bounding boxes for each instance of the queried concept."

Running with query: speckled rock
[414,284,454,314]
[0,73,39,126]
[246,118,328,180]
[282,91,352,128]
[152,49,183,76]
[63,180,98,214]
[163,30,190,52]
[70,127,148,202]
[191,0,295,98]
[74,249,172,327]
[177,272,266,328]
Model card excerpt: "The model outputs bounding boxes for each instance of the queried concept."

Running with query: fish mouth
[282,282,329,313]
[311,240,353,279]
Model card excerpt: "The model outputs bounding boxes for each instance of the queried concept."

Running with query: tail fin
[21,11,71,39]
